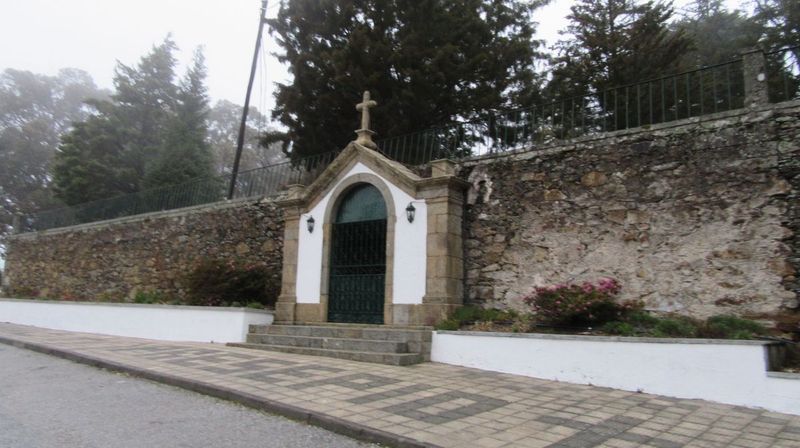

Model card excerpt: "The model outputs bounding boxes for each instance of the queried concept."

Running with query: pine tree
[52,111,136,205]
[753,0,800,51]
[753,0,800,101]
[265,0,548,159]
[143,48,215,188]
[547,0,692,100]
[53,37,216,205]
[674,0,760,67]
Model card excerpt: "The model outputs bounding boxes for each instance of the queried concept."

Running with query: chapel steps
[229,323,432,366]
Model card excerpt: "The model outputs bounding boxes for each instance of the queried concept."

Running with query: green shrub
[626,310,660,329]
[701,315,766,339]
[651,316,700,338]
[185,259,279,308]
[601,321,636,336]
[451,305,483,323]
[435,318,461,331]
[133,290,168,304]
[436,306,519,331]
[12,286,40,299]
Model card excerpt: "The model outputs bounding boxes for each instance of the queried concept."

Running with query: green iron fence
[22,150,340,232]
[20,49,800,233]
[377,57,746,164]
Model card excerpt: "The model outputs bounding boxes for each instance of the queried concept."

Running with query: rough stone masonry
[462,101,800,323]
[3,101,799,326]
[3,199,284,302]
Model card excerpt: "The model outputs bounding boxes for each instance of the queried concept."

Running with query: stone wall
[461,102,800,321]
[3,198,284,302]
[2,100,798,324]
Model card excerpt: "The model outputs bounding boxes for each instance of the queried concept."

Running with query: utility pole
[228,0,269,200]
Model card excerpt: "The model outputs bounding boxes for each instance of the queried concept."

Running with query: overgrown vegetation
[132,290,172,305]
[522,278,642,327]
[436,306,518,331]
[8,258,280,310]
[184,259,279,308]
[438,278,770,341]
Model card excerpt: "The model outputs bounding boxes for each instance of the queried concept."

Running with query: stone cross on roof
[354,91,378,149]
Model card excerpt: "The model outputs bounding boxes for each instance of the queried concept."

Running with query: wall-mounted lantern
[405,203,416,223]
[306,215,315,233]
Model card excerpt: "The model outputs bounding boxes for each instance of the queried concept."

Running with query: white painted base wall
[432,331,800,415]
[0,299,273,343]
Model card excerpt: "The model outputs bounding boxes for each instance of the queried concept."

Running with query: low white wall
[0,299,273,343]
[432,331,800,415]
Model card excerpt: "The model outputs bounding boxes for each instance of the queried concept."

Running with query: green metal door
[328,184,387,324]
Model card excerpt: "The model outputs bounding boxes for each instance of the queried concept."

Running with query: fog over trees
[0,0,798,248]
[0,68,108,245]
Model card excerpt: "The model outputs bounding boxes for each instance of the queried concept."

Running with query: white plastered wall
[295,162,427,304]
[432,332,800,415]
[0,299,274,343]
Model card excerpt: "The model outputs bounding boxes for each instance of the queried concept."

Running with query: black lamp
[306,216,315,233]
[405,203,416,223]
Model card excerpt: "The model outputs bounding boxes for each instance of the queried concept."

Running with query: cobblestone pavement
[1,323,798,448]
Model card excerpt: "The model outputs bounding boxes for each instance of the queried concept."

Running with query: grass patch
[435,305,517,331]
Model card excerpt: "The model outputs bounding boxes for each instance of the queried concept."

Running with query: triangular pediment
[300,142,423,210]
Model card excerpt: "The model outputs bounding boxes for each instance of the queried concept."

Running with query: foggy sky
[0,0,741,113]
[0,0,575,111]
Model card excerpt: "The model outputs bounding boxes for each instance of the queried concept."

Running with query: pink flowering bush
[522,278,641,327]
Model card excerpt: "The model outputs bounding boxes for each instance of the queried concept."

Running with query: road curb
[0,335,439,448]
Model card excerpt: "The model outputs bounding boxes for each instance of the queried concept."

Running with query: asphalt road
[0,344,378,448]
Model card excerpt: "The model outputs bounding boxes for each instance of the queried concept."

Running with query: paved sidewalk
[0,323,798,448]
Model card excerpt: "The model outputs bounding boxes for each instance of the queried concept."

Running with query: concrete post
[742,48,768,107]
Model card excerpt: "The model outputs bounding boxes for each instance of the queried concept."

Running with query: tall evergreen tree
[144,49,215,188]
[53,37,214,205]
[752,0,800,101]
[265,0,549,159]
[674,0,760,67]
[547,0,692,100]
[753,0,800,51]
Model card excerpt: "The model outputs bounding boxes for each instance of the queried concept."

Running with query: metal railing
[378,58,746,163]
[766,45,800,103]
[22,50,800,233]
[22,151,340,232]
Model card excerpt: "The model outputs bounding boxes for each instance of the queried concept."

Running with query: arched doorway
[328,183,387,324]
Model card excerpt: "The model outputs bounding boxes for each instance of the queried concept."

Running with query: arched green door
[328,184,387,324]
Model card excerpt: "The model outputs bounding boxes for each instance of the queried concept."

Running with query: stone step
[259,324,432,342]
[228,343,425,366]
[245,333,409,353]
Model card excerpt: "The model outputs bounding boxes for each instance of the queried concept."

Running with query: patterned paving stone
[380,391,509,425]
[0,323,798,448]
